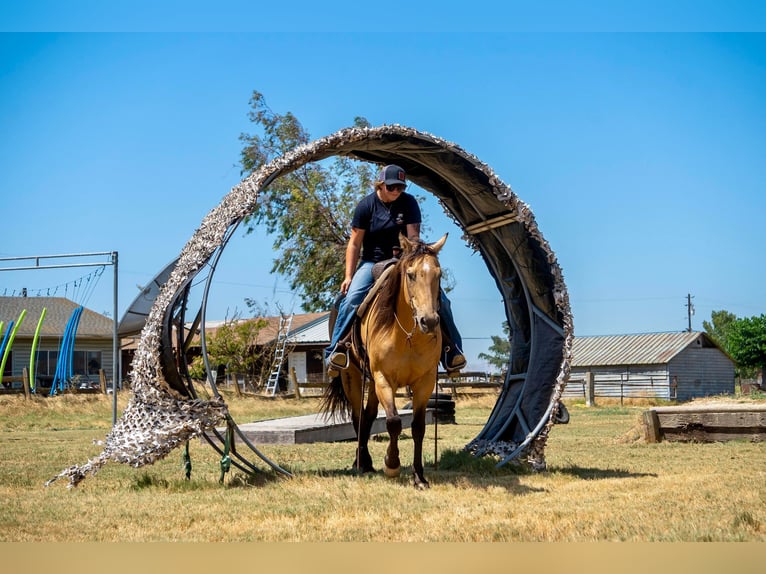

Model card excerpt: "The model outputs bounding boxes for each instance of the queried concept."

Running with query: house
[564,331,735,402]
[0,297,115,390]
[177,312,330,389]
[284,312,331,385]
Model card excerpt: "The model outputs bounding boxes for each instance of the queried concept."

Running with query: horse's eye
[406,270,416,281]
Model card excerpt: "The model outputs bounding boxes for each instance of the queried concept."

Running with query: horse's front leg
[374,375,401,478]
[410,376,436,489]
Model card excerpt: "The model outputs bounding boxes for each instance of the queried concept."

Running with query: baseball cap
[378,164,407,186]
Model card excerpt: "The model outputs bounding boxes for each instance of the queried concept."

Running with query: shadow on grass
[130,467,285,491]
[291,448,545,494]
[549,465,658,480]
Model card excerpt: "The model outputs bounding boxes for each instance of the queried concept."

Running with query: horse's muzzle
[418,313,440,334]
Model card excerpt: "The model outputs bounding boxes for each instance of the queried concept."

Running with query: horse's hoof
[383,464,401,478]
[414,478,430,490]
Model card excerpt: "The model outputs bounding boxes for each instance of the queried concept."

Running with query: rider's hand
[340,278,352,296]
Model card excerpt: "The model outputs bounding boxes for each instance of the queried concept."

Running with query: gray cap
[378,164,406,186]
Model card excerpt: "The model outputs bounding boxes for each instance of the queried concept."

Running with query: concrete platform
[211,409,433,445]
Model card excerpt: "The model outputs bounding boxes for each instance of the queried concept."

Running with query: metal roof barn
[565,331,735,402]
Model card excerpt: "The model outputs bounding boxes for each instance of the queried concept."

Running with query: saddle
[356,258,398,319]
[331,258,398,372]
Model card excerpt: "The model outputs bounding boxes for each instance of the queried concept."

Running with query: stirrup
[329,349,348,369]
[327,340,350,376]
[443,345,466,376]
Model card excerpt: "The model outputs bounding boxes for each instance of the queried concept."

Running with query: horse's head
[399,233,448,335]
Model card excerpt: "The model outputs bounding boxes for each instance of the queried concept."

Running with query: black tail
[321,298,351,417]
[321,373,351,418]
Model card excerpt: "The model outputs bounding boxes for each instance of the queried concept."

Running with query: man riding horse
[324,164,465,378]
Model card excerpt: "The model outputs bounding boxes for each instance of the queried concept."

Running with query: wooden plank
[644,404,766,443]
[643,409,661,443]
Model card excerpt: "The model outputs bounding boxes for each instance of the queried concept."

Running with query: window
[34,350,59,377]
[73,350,102,376]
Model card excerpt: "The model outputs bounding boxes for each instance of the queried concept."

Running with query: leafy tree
[478,321,511,375]
[202,314,272,391]
[702,309,738,355]
[728,314,766,385]
[238,90,376,312]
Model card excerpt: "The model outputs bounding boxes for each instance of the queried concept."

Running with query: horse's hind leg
[343,370,374,473]
[354,393,378,473]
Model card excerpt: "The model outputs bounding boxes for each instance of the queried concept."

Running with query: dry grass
[0,390,764,542]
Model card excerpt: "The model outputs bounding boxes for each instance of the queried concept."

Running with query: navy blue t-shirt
[351,191,421,262]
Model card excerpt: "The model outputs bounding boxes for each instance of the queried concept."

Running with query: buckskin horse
[323,233,448,489]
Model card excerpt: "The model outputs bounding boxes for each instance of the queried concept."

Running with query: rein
[394,263,417,345]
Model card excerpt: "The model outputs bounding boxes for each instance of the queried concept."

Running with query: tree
[728,314,766,385]
[202,314,271,391]
[478,321,512,375]
[238,91,376,312]
[702,309,738,355]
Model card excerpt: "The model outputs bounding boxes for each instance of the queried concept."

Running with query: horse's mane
[369,242,438,333]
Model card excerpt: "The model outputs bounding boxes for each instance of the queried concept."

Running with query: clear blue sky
[1,10,765,370]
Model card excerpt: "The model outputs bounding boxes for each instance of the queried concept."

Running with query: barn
[564,331,735,402]
[0,296,115,391]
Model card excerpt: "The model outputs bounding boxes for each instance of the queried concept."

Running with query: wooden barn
[564,331,735,402]
[0,296,115,391]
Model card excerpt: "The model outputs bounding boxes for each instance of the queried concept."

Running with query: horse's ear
[429,233,448,254]
[399,233,415,254]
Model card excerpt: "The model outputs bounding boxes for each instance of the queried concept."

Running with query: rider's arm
[341,227,364,295]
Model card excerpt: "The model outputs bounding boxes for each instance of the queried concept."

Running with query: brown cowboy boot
[441,328,466,377]
[327,332,353,377]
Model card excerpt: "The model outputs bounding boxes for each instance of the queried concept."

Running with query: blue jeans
[325,261,463,364]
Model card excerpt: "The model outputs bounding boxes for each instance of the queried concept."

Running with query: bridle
[393,252,440,345]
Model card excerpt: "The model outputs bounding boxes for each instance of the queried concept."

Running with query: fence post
[585,371,595,407]
[290,367,302,400]
[22,367,31,400]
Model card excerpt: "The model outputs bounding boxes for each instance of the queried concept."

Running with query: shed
[0,297,115,390]
[564,331,735,402]
[285,312,331,386]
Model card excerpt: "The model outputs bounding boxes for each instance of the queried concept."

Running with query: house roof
[0,297,113,339]
[571,331,722,367]
[186,312,330,346]
[287,313,331,344]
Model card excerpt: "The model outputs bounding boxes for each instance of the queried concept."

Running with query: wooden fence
[1,369,109,398]
[565,373,674,405]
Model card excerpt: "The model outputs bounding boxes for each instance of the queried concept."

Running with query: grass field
[0,389,764,542]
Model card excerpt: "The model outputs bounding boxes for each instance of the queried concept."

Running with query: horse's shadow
[547,465,658,480]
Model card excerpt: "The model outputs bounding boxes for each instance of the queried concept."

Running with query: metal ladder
[264,313,293,395]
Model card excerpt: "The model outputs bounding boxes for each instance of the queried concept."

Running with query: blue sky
[1,21,765,370]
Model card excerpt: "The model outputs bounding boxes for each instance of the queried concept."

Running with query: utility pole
[686,293,695,332]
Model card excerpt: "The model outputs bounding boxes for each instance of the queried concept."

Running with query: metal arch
[145,124,573,470]
[51,125,573,489]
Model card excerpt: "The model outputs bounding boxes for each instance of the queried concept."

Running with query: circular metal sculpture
[47,125,573,487]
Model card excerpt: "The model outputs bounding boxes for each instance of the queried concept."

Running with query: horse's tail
[321,374,351,418]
